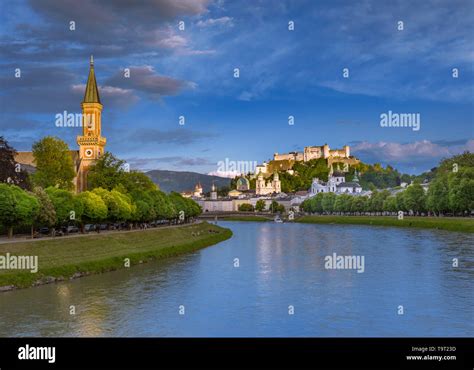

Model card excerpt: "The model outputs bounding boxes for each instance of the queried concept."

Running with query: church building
[256,171,281,195]
[14,56,106,193]
[310,169,362,195]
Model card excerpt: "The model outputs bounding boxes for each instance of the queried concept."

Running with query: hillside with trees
[232,157,415,193]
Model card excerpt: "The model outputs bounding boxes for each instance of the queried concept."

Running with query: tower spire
[83,55,101,104]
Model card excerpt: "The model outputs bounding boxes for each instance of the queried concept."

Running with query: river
[0,221,473,337]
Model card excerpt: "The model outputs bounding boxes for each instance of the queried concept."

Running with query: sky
[0,0,473,175]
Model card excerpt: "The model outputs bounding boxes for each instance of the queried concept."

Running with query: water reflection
[0,222,472,337]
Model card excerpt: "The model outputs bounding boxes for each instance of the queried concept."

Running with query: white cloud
[197,16,233,27]
[352,140,473,164]
[207,170,240,178]
[71,84,138,106]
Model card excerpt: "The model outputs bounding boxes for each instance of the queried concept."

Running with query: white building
[310,171,362,195]
[256,171,281,195]
[193,182,203,198]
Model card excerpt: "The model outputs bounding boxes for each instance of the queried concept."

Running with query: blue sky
[0,0,473,175]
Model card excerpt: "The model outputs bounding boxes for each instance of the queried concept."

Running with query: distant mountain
[145,170,231,193]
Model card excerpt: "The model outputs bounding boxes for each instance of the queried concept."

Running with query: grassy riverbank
[296,215,474,233]
[0,222,232,290]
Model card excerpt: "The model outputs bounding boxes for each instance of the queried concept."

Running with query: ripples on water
[0,222,473,337]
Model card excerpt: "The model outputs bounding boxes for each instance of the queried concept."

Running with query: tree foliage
[33,187,56,228]
[0,136,31,189]
[76,191,108,224]
[238,203,255,212]
[0,184,39,237]
[255,199,266,212]
[32,136,75,190]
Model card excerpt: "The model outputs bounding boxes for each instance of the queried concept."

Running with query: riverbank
[296,215,474,233]
[0,222,232,291]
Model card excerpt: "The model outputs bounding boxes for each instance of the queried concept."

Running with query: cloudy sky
[0,0,473,175]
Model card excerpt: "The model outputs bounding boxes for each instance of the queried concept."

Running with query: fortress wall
[274,153,297,161]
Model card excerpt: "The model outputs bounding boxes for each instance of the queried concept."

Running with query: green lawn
[296,215,474,233]
[0,222,232,289]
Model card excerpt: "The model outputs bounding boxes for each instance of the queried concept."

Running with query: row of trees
[0,183,201,238]
[301,186,424,215]
[231,158,416,194]
[237,200,285,213]
[424,153,474,215]
[0,136,202,238]
[301,163,473,216]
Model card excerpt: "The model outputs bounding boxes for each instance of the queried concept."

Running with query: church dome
[236,176,250,191]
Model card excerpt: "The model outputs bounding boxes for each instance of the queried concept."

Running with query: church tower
[76,56,106,192]
[210,182,217,200]
[272,172,281,193]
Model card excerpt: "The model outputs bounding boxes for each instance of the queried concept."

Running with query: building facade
[256,172,281,195]
[310,171,362,195]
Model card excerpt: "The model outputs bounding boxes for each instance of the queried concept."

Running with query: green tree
[351,196,368,214]
[88,152,158,193]
[448,167,474,214]
[32,187,56,236]
[426,174,449,215]
[269,200,285,213]
[383,196,398,212]
[369,190,390,213]
[0,136,31,189]
[0,184,39,238]
[395,191,407,212]
[333,195,345,213]
[255,199,266,212]
[148,190,177,220]
[32,136,75,190]
[121,171,157,193]
[338,194,353,213]
[134,199,155,223]
[404,184,426,215]
[301,193,325,214]
[92,188,132,223]
[322,192,336,213]
[87,152,126,190]
[76,191,108,230]
[238,203,255,212]
[45,187,82,229]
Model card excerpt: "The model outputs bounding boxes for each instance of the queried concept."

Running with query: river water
[0,221,473,337]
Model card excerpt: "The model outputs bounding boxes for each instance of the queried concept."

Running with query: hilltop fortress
[255,144,360,177]
[252,144,359,195]
[275,144,350,162]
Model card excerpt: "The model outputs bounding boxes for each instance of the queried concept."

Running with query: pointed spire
[83,55,101,104]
